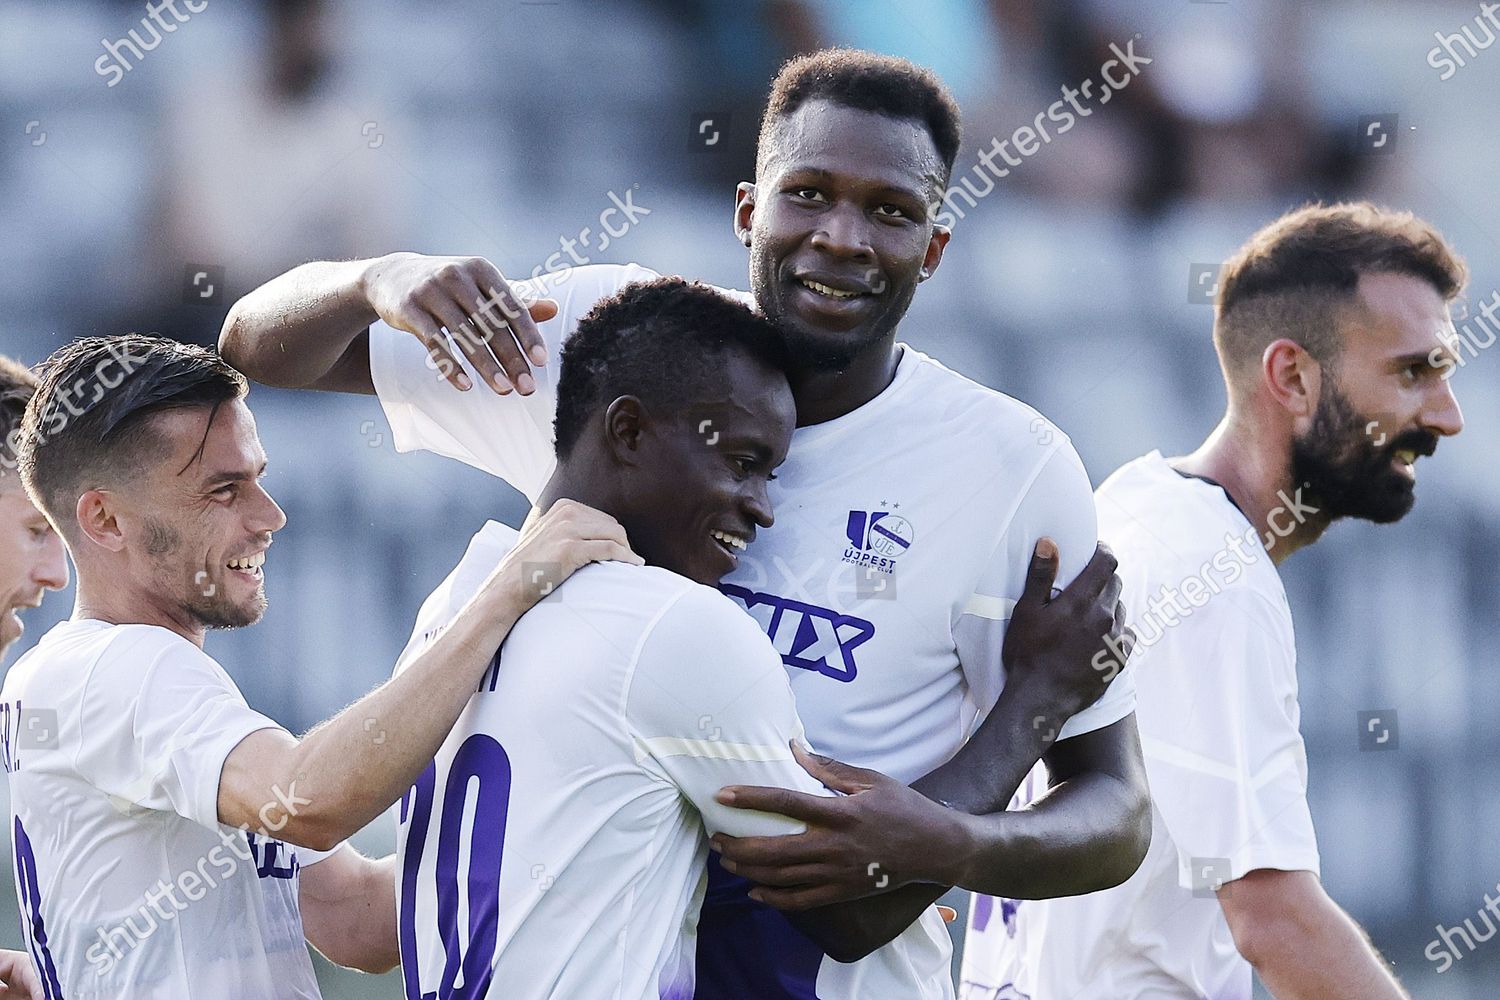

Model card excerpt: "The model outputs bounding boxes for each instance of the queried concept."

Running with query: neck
[787,336,902,427]
[1172,411,1331,566]
[73,572,206,648]
[535,463,618,526]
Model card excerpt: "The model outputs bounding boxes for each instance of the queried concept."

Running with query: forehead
[762,100,943,193]
[146,399,263,478]
[1345,271,1454,356]
[690,353,794,437]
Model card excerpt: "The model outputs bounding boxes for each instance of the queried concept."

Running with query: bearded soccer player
[3,335,633,998]
[961,203,1463,1000]
[221,50,1150,998]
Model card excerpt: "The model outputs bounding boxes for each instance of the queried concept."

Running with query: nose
[744,479,775,531]
[33,532,69,593]
[1424,379,1464,439]
[250,481,289,535]
[808,203,875,263]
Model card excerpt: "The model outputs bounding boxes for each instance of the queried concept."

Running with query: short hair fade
[0,354,38,486]
[19,335,247,534]
[553,278,790,459]
[757,48,962,185]
[1214,202,1468,385]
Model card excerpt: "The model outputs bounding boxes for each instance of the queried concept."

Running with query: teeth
[800,279,861,300]
[711,530,747,552]
[1395,450,1417,466]
[228,552,266,571]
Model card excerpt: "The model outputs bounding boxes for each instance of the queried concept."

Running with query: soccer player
[0,356,68,664]
[3,335,635,998]
[221,50,1149,999]
[960,203,1464,999]
[0,356,65,1000]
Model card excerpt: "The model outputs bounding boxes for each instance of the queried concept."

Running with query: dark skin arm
[714,540,1149,962]
[710,540,1148,962]
[218,253,557,396]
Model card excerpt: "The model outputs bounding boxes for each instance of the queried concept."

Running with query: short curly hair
[757,48,962,186]
[0,354,38,487]
[553,278,790,460]
[1214,202,1467,388]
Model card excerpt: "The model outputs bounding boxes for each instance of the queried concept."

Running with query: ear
[603,396,647,467]
[920,224,951,282]
[1263,338,1321,423]
[75,489,126,552]
[734,182,757,248]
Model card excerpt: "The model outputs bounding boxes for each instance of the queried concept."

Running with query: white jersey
[371,263,1136,999]
[960,452,1319,1000]
[390,521,849,1000]
[0,619,331,1000]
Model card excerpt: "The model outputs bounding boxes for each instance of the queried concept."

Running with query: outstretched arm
[220,254,555,396]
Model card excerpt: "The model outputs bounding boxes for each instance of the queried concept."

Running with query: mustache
[1382,428,1439,458]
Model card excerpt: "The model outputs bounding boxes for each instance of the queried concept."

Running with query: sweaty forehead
[147,400,263,479]
[762,100,944,195]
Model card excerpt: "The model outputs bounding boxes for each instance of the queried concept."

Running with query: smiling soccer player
[221,50,1148,999]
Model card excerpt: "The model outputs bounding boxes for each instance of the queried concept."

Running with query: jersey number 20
[398,734,512,1000]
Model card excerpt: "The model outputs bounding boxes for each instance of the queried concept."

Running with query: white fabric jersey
[0,619,332,1000]
[960,452,1318,1000]
[371,263,1136,998]
[390,521,860,999]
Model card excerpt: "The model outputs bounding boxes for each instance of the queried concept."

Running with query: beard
[749,241,914,374]
[1290,380,1436,525]
[145,516,266,630]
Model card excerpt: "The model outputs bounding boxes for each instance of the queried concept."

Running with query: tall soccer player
[221,50,1150,998]
[960,203,1464,999]
[0,355,67,1000]
[3,335,635,998]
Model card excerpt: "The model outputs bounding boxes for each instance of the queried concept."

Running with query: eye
[789,186,825,203]
[28,525,49,542]
[874,203,908,219]
[212,483,236,499]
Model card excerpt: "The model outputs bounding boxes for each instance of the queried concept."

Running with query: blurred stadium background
[4,0,1500,995]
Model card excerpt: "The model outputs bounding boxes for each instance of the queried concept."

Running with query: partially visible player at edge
[961,203,1464,1000]
[0,355,67,999]
[2,335,633,998]
[221,50,1150,998]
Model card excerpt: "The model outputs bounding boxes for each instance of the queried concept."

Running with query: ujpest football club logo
[842,509,914,575]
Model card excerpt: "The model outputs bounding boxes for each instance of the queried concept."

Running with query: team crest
[841,509,913,575]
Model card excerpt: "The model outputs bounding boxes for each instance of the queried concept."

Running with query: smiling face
[737,100,950,372]
[92,400,287,631]
[616,351,796,586]
[1291,271,1464,523]
[0,478,68,659]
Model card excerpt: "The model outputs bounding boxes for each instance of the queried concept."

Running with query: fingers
[712,832,829,868]
[1019,537,1060,605]
[747,883,857,912]
[790,741,876,795]
[420,270,513,395]
[718,859,840,888]
[470,258,549,376]
[389,310,472,392]
[715,785,848,827]
[1066,542,1118,599]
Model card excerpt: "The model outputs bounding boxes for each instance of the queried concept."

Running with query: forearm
[912,678,1071,814]
[946,766,1148,898]
[302,852,400,973]
[785,884,948,963]
[1244,901,1408,999]
[219,257,383,387]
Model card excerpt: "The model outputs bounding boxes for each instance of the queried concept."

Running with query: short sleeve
[1138,592,1320,887]
[75,628,285,833]
[954,440,1136,741]
[625,586,835,839]
[369,262,661,502]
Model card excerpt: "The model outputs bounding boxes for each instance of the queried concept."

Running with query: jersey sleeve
[625,585,835,839]
[954,437,1137,741]
[74,628,285,833]
[1140,591,1320,887]
[369,262,662,502]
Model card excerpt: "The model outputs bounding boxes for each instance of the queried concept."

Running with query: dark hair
[0,354,38,485]
[553,278,790,459]
[757,48,962,185]
[1214,202,1468,384]
[19,335,247,535]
